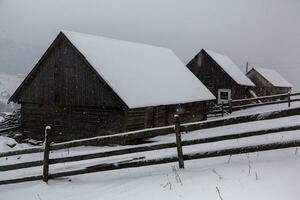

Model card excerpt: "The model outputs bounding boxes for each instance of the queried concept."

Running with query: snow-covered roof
[203,49,255,86]
[63,31,215,108]
[252,68,293,88]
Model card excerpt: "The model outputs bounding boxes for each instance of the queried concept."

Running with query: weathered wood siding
[17,36,123,108]
[21,103,124,142]
[187,50,249,100]
[16,35,126,141]
[125,102,207,131]
[15,34,208,142]
[247,69,291,96]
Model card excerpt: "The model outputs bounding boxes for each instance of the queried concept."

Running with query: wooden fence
[1,112,300,186]
[209,92,300,117]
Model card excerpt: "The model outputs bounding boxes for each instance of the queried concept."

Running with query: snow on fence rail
[2,107,300,158]
[208,92,300,116]
[1,111,300,186]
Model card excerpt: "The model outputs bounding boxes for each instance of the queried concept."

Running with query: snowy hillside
[0,37,42,75]
[0,135,299,200]
[1,104,300,200]
[0,73,24,112]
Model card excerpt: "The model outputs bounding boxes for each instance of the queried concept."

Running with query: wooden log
[232,99,289,110]
[221,102,224,117]
[184,107,300,132]
[228,99,232,114]
[0,147,44,158]
[184,139,300,161]
[0,126,20,134]
[0,160,43,171]
[1,139,300,185]
[288,92,291,108]
[2,124,300,172]
[49,156,178,179]
[1,107,300,160]
[48,139,300,180]
[231,93,289,104]
[291,98,300,103]
[290,92,300,97]
[174,115,184,169]
[232,98,300,111]
[43,126,51,183]
[183,125,300,146]
[0,126,173,158]
[50,126,174,150]
[0,175,43,186]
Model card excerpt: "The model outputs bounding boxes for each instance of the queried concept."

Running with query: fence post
[43,126,51,183]
[288,92,291,108]
[174,114,184,169]
[228,99,232,114]
[221,102,224,117]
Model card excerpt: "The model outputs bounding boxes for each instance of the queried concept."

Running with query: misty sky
[0,0,299,90]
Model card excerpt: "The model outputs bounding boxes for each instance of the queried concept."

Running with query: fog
[0,0,299,90]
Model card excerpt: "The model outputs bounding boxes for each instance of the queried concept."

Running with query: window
[218,89,231,104]
[220,91,229,100]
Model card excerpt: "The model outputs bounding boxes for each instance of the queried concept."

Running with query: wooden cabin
[187,49,255,104]
[9,31,215,142]
[246,68,292,96]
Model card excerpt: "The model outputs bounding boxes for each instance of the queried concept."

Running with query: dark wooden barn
[186,49,255,104]
[9,31,214,142]
[246,68,292,96]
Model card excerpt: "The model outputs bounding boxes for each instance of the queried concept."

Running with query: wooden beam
[47,140,300,180]
[1,139,300,185]
[1,107,300,160]
[43,126,51,183]
[0,175,43,186]
[2,124,300,172]
[0,126,20,134]
[174,115,184,169]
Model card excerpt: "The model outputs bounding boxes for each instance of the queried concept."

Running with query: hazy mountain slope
[0,37,42,74]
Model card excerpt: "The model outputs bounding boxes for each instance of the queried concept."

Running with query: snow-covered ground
[0,103,300,200]
[0,144,299,200]
[1,104,300,199]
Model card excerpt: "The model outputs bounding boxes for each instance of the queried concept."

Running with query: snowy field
[0,103,300,199]
[0,145,299,200]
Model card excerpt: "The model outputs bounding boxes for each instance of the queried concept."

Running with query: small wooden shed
[187,49,254,104]
[9,31,215,142]
[246,68,292,96]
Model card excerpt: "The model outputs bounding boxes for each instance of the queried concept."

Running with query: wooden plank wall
[247,70,291,96]
[186,50,248,100]
[125,102,207,132]
[18,36,122,108]
[21,103,124,142]
[16,35,208,142]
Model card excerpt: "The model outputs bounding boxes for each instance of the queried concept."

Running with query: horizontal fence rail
[1,108,300,185]
[208,92,300,116]
[2,106,300,159]
[1,139,300,186]
[1,124,300,172]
